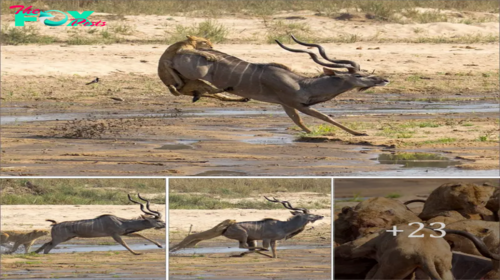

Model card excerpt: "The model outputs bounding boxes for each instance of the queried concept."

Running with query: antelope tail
[46,219,58,226]
[169,219,236,253]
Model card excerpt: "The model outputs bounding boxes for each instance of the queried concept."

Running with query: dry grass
[2,0,498,16]
[0,178,165,205]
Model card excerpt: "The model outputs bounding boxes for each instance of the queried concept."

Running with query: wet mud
[1,98,498,176]
[169,241,331,280]
[1,241,166,279]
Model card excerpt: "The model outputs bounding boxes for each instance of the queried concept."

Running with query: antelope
[222,197,324,258]
[170,35,389,136]
[35,194,165,255]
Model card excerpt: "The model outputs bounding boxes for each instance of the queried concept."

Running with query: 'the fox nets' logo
[10,5,106,27]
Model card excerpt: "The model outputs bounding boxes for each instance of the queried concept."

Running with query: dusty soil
[0,205,166,279]
[169,208,331,280]
[1,250,166,279]
[1,13,499,176]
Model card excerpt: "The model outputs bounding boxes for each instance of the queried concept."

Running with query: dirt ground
[1,12,499,176]
[0,205,166,279]
[169,191,332,280]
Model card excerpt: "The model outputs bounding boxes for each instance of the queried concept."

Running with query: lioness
[419,183,496,222]
[158,35,248,102]
[0,230,48,254]
[336,224,454,279]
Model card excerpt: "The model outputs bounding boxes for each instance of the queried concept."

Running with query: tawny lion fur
[169,219,237,252]
[158,36,247,102]
[0,230,49,254]
[336,224,454,280]
[419,183,496,223]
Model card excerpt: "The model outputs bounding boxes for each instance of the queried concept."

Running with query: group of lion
[334,182,500,280]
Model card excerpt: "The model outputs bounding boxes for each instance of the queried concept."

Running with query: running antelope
[223,197,324,258]
[35,194,165,255]
[171,35,389,136]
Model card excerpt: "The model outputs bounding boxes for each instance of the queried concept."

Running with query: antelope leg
[296,106,367,136]
[34,242,49,253]
[282,105,312,133]
[112,235,142,255]
[126,233,162,248]
[270,240,277,258]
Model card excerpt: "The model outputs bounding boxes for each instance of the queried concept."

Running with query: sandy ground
[1,13,499,176]
[2,42,499,77]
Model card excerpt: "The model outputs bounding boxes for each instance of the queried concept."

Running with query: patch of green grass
[385,193,401,199]
[478,135,489,142]
[109,23,135,35]
[300,124,338,136]
[344,193,364,202]
[0,179,165,205]
[169,20,229,43]
[264,19,318,44]
[421,137,457,144]
[169,178,330,198]
[169,193,324,210]
[0,24,55,45]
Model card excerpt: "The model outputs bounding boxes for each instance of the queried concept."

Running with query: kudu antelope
[222,197,324,258]
[35,194,165,255]
[171,35,389,136]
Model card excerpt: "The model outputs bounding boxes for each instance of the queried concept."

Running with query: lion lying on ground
[158,35,248,103]
[336,224,454,279]
[169,219,237,252]
[0,230,48,254]
[335,197,421,244]
[417,183,496,223]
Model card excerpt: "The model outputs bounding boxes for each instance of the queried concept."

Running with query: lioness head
[186,35,213,50]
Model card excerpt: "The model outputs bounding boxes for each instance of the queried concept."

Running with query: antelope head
[264,196,324,223]
[276,35,389,91]
[128,194,166,229]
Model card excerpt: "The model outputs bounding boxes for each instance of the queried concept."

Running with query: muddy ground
[1,245,166,279]
[1,12,499,176]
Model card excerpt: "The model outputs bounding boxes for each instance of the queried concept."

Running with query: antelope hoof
[242,98,250,102]
[354,132,368,136]
[157,244,163,248]
[192,95,201,103]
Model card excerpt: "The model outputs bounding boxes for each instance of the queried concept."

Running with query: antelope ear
[186,35,195,40]
[323,67,338,76]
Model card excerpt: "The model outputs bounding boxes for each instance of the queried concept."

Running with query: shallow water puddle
[240,135,295,145]
[377,152,460,168]
[156,143,193,150]
[171,244,330,255]
[194,170,248,176]
[2,102,498,125]
[31,243,164,254]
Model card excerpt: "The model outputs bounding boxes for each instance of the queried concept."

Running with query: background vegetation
[169,178,331,209]
[0,178,165,205]
[2,0,498,16]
